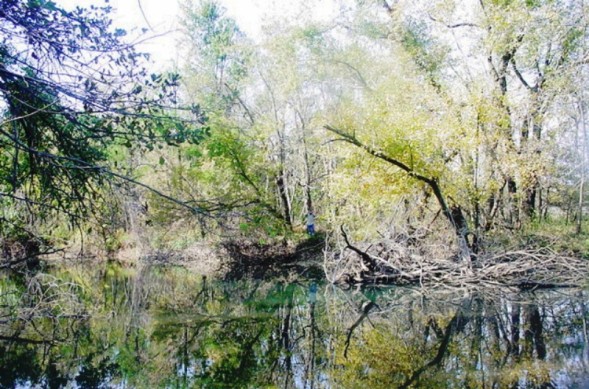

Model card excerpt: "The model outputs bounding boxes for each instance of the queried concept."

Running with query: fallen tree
[325,226,588,290]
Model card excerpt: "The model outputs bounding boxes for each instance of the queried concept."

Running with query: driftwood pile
[325,227,589,290]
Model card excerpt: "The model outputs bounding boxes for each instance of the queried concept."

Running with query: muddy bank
[219,236,325,280]
[1,234,326,282]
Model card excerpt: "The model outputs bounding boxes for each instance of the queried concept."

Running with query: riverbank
[2,223,588,292]
[31,233,328,281]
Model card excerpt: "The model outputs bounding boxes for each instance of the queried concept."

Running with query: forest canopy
[0,0,588,277]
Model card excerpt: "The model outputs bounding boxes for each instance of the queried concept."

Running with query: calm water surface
[1,263,588,388]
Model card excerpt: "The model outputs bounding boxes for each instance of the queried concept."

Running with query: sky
[55,0,259,68]
[55,0,338,69]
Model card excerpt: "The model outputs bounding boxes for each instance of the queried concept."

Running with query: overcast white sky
[55,0,338,69]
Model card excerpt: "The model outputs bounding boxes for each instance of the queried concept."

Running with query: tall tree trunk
[296,108,314,214]
[578,178,584,235]
[577,101,587,235]
[525,181,538,219]
[491,41,522,228]
[507,177,519,227]
[303,134,314,214]
[276,170,292,227]
[522,108,544,219]
[275,120,293,227]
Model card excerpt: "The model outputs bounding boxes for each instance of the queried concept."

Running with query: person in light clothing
[306,212,315,236]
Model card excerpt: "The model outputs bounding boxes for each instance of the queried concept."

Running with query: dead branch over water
[325,228,589,290]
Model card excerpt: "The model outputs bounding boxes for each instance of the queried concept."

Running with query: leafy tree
[313,0,589,256]
[180,0,249,114]
[168,0,300,236]
[0,0,206,228]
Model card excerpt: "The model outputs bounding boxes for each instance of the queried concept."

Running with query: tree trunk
[297,108,314,214]
[276,172,292,227]
[525,181,537,219]
[577,101,587,235]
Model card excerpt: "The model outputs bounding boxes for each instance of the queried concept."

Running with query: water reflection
[0,264,588,388]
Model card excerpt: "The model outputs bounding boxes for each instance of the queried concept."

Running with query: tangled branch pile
[324,229,589,290]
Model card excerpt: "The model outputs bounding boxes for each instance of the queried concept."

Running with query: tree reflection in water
[0,264,588,388]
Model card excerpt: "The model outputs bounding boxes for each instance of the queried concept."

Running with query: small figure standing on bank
[306,212,315,236]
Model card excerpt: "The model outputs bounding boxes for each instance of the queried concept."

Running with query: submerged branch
[0,334,53,345]
[344,301,378,358]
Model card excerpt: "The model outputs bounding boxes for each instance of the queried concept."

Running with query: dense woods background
[1,0,589,270]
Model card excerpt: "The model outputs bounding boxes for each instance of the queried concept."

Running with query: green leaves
[0,0,210,225]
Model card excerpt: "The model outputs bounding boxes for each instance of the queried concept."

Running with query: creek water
[0,263,588,388]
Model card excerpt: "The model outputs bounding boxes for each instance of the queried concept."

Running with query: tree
[316,0,589,257]
[173,1,286,235]
[180,0,249,115]
[174,0,331,235]
[0,0,206,227]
